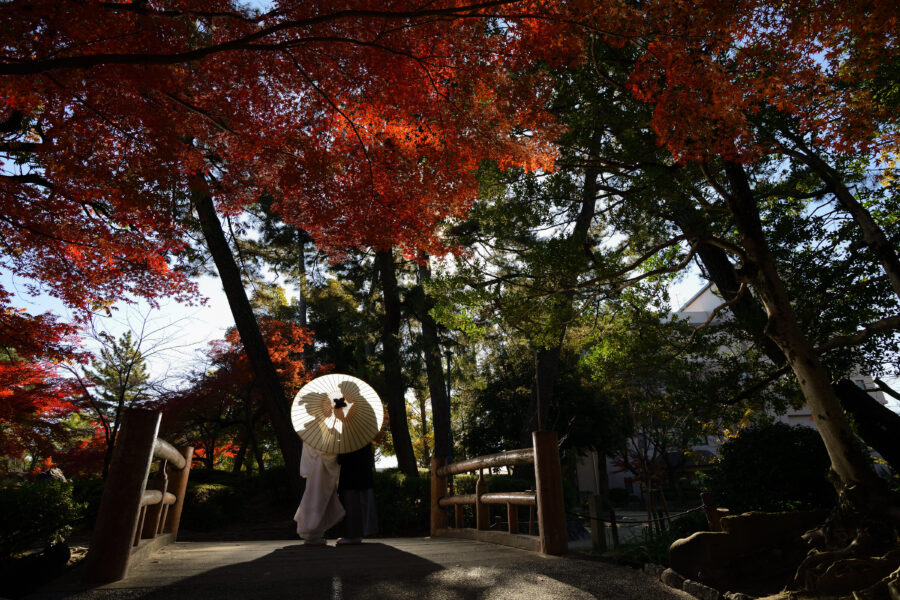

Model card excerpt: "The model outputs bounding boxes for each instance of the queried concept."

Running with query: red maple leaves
[0,290,85,465]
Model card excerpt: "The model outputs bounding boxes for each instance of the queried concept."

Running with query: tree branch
[2,1,522,76]
[816,315,900,353]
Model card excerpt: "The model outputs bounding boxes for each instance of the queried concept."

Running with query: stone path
[30,537,692,600]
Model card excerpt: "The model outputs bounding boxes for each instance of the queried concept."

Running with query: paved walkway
[31,537,690,600]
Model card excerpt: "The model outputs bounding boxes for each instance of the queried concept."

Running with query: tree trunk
[417,389,430,466]
[191,178,302,500]
[520,167,597,448]
[834,378,900,474]
[670,200,785,362]
[232,434,248,474]
[296,229,309,328]
[522,344,562,442]
[672,197,900,469]
[376,248,418,477]
[722,163,882,499]
[415,256,453,462]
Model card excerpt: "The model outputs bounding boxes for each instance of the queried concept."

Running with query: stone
[644,563,665,578]
[36,467,67,483]
[723,593,755,600]
[719,510,827,550]
[660,568,686,589]
[683,578,722,600]
[669,531,742,580]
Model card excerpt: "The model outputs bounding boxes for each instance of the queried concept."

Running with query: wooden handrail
[436,448,534,477]
[439,491,537,508]
[153,438,187,470]
[430,431,567,556]
[140,490,177,507]
[82,409,194,585]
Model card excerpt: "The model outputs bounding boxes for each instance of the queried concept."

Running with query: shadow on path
[29,540,688,600]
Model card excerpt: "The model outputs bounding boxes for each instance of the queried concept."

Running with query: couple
[292,382,380,546]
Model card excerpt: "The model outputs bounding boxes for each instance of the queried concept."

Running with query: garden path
[29,537,691,600]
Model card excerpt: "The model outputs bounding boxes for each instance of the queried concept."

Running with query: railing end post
[430,457,449,536]
[164,445,194,538]
[533,430,567,556]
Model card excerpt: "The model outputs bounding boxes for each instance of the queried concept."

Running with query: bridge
[32,537,685,599]
[29,409,687,599]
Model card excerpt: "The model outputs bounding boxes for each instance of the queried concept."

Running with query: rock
[669,531,742,580]
[36,467,67,483]
[719,510,827,550]
[723,593,755,600]
[669,510,826,591]
[660,568,686,589]
[683,579,721,600]
[644,563,665,578]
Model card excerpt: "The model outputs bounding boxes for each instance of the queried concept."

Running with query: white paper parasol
[291,373,384,454]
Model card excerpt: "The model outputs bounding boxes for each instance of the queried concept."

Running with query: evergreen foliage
[708,423,836,513]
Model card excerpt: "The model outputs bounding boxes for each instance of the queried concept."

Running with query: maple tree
[162,315,314,472]
[2,0,573,497]
[0,291,85,475]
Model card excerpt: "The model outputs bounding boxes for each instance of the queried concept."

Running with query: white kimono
[293,446,344,540]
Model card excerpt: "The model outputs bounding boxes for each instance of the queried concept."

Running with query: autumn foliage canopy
[1,0,896,473]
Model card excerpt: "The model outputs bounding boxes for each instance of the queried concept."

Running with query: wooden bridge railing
[430,431,567,556]
[82,408,194,585]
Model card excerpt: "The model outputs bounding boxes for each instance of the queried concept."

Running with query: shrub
[373,471,430,536]
[71,477,104,529]
[708,423,835,513]
[0,481,84,559]
[181,483,243,530]
[668,509,709,539]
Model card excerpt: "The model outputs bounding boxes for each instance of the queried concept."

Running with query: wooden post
[701,492,723,532]
[475,469,489,531]
[430,457,448,536]
[163,446,194,537]
[608,508,620,548]
[133,507,146,547]
[643,482,659,536]
[508,503,519,534]
[588,494,606,552]
[658,488,672,527]
[83,409,161,585]
[141,462,168,539]
[533,431,567,555]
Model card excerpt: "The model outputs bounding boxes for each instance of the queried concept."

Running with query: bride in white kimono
[293,445,344,545]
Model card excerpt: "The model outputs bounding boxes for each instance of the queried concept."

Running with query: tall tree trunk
[672,198,900,469]
[414,256,453,461]
[191,178,302,500]
[722,163,882,501]
[521,344,563,446]
[520,167,598,447]
[416,389,431,466]
[296,229,309,328]
[232,434,248,474]
[376,248,418,477]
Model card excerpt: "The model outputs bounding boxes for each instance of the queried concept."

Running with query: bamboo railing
[430,431,567,556]
[82,408,194,585]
